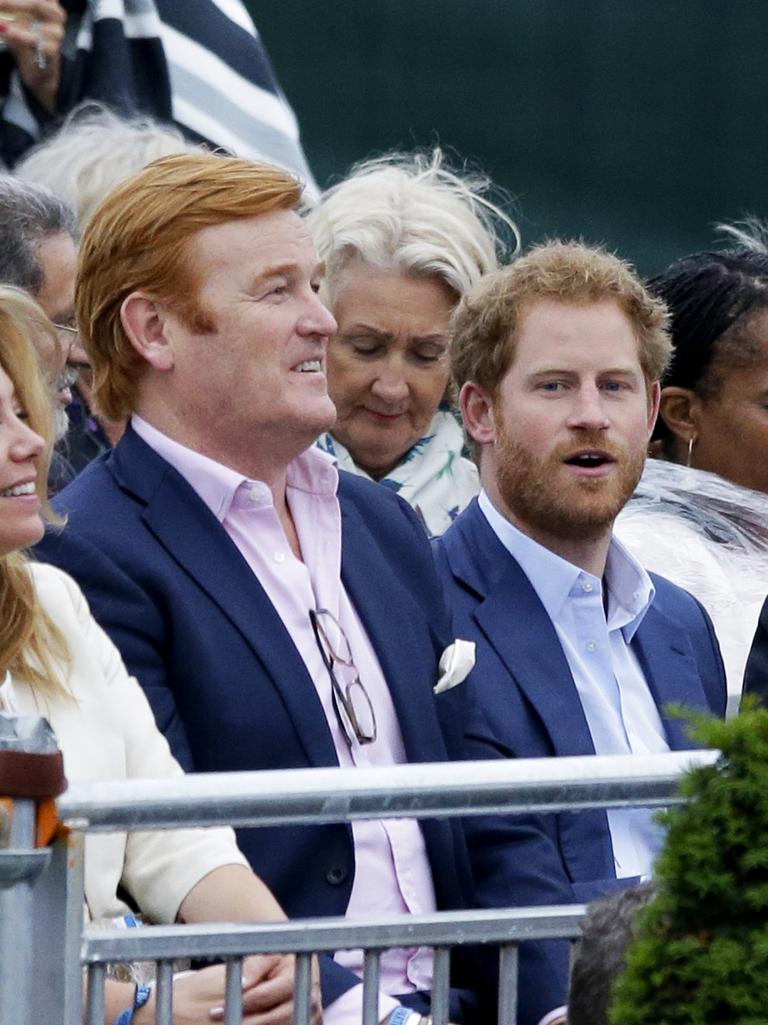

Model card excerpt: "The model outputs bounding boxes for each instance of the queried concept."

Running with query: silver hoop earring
[686,435,697,468]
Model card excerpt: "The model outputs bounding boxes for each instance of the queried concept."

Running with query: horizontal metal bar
[59,750,717,832]
[0,849,50,886]
[81,906,586,964]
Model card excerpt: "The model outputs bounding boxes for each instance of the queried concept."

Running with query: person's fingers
[0,22,64,51]
[0,0,65,58]
[240,974,294,1012]
[210,954,320,1025]
[0,1,65,26]
[211,1001,296,1025]
[241,953,287,989]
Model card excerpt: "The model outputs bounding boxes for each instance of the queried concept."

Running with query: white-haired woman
[15,104,198,232]
[307,151,518,537]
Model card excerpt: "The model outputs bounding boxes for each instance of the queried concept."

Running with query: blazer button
[326,866,348,885]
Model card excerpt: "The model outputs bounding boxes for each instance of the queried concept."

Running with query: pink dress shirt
[132,417,438,1022]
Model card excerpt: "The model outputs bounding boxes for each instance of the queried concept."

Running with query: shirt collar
[131,415,339,522]
[478,489,654,640]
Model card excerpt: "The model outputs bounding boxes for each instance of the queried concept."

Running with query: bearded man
[433,241,726,1025]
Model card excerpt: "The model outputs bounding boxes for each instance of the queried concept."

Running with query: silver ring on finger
[30,19,46,70]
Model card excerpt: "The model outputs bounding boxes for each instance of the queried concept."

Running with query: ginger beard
[493,415,647,543]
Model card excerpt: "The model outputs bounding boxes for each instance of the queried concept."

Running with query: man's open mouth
[564,452,615,468]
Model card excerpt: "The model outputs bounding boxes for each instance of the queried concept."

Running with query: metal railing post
[0,714,68,1025]
[0,792,39,1025]
[62,831,86,1025]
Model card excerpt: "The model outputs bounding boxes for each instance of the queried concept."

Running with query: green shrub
[610,701,768,1025]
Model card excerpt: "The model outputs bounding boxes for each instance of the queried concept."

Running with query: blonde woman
[0,288,317,1025]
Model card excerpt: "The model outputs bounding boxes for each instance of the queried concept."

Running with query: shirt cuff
[538,1006,568,1025]
[323,982,400,1025]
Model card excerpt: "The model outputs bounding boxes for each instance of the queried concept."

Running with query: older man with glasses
[37,152,489,1025]
[0,176,77,427]
[0,175,119,489]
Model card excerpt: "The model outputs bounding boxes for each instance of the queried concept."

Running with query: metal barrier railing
[81,908,588,1025]
[58,750,718,830]
[3,746,719,1025]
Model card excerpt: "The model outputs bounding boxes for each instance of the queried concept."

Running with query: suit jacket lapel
[109,431,339,767]
[444,503,615,881]
[339,498,449,762]
[449,504,596,758]
[632,604,711,751]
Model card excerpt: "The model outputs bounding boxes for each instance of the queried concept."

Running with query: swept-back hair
[77,151,303,420]
[0,287,69,696]
[0,176,75,294]
[307,149,519,301]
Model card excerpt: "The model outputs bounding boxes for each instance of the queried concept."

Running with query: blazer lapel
[632,604,712,751]
[109,431,339,767]
[448,505,596,758]
[444,503,614,881]
[339,498,449,762]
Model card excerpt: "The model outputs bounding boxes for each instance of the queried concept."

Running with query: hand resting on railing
[89,952,321,1025]
[134,954,319,1025]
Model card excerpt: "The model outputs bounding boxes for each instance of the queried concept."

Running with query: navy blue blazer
[433,498,727,1025]
[743,596,768,705]
[37,427,483,1012]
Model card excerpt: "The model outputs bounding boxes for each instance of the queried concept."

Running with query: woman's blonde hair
[0,286,70,696]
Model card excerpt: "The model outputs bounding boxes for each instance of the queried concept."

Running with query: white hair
[15,103,200,232]
[715,216,768,255]
[306,149,520,300]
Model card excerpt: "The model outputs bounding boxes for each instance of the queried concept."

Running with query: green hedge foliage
[610,701,768,1025]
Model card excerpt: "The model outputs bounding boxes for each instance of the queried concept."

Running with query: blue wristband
[113,982,152,1025]
[388,1008,420,1025]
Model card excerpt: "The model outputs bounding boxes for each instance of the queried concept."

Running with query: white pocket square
[434,639,476,694]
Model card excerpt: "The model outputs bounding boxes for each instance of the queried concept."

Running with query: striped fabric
[0,0,316,192]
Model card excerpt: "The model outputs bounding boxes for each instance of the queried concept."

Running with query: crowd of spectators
[0,4,766,1025]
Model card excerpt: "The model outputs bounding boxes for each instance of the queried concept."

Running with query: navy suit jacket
[432,498,727,1025]
[742,596,768,705]
[37,428,482,1012]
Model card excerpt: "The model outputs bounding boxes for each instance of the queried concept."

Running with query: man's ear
[120,292,175,372]
[658,385,700,443]
[460,381,497,446]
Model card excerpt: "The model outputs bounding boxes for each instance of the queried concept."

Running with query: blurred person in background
[0,0,316,193]
[0,175,81,483]
[566,884,654,1025]
[615,223,768,707]
[0,288,316,1025]
[308,150,519,536]
[16,103,202,477]
[647,223,768,492]
[15,103,198,231]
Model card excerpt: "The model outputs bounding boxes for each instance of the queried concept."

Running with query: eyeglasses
[53,322,82,359]
[53,322,79,341]
[310,608,377,746]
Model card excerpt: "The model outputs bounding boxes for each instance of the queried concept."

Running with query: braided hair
[648,236,768,452]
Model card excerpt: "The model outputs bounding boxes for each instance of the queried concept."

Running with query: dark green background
[245,1,767,275]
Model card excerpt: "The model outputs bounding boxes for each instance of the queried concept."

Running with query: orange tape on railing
[35,797,69,848]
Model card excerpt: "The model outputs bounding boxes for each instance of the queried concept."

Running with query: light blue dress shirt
[478,491,669,879]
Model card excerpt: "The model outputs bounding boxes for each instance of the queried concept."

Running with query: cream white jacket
[0,562,247,923]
